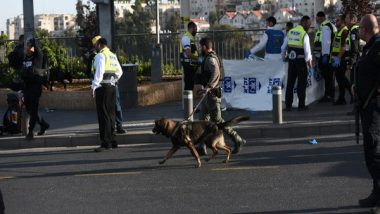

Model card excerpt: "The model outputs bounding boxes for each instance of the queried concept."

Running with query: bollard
[272,85,283,124]
[183,90,193,121]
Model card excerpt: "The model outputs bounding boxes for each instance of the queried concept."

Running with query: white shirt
[91,50,123,91]
[181,34,191,59]
[250,25,283,60]
[281,33,312,63]
[321,24,337,55]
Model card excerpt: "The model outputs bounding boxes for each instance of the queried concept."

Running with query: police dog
[152,116,249,168]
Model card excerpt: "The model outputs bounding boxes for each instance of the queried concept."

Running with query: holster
[211,87,222,98]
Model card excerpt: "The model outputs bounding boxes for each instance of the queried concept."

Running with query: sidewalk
[0,100,356,150]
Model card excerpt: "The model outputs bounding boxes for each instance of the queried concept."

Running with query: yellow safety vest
[92,47,118,83]
[287,25,306,60]
[331,26,348,55]
[314,20,335,56]
[179,31,199,66]
[345,24,359,52]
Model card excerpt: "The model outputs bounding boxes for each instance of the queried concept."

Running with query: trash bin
[119,64,138,108]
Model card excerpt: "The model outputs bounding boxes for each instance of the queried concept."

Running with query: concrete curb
[0,120,356,150]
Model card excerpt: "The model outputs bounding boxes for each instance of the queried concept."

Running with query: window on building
[38,21,41,26]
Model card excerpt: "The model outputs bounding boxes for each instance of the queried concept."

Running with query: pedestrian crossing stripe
[75,171,142,177]
[0,176,15,180]
[211,166,279,171]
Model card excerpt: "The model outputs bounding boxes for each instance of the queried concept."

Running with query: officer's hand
[308,67,315,77]
[351,84,356,97]
[91,90,95,98]
[322,54,329,65]
[332,56,341,68]
[244,51,251,59]
[197,88,209,96]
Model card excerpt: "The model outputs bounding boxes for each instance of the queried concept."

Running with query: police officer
[330,14,352,105]
[91,36,126,134]
[91,37,123,152]
[283,16,313,111]
[197,37,246,155]
[355,14,380,214]
[345,12,361,86]
[180,21,199,91]
[250,16,284,60]
[314,11,337,103]
[23,37,50,140]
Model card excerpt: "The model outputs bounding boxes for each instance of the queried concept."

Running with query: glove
[308,67,315,77]
[322,54,329,65]
[198,56,203,65]
[244,51,251,59]
[332,56,341,68]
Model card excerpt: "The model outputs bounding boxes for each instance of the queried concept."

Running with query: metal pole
[23,0,35,40]
[156,0,160,44]
[183,90,193,121]
[272,86,283,124]
[180,0,190,110]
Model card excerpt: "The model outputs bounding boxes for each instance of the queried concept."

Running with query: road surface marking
[0,176,15,180]
[211,166,279,171]
[75,171,142,177]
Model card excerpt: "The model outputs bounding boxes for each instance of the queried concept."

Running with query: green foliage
[208,11,217,27]
[162,63,181,76]
[341,0,374,19]
[164,13,181,33]
[67,56,87,78]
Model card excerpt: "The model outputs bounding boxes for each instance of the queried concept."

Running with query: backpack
[2,93,23,134]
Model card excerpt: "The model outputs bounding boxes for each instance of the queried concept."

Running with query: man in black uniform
[355,14,380,214]
[22,37,49,140]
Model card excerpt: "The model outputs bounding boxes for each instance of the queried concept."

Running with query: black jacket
[356,33,380,101]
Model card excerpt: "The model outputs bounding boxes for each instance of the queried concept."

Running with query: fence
[0,29,267,76]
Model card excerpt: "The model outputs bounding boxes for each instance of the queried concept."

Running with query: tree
[341,0,374,19]
[76,0,97,49]
[164,13,181,33]
[208,11,218,27]
[324,4,337,18]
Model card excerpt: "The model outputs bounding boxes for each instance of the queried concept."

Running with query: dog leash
[185,90,209,121]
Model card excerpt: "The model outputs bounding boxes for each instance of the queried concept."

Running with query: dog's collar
[170,120,190,138]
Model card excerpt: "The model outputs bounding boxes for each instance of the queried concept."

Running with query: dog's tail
[218,116,250,129]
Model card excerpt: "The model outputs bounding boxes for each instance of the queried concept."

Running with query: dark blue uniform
[356,33,380,204]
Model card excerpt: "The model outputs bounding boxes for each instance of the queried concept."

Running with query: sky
[0,0,78,33]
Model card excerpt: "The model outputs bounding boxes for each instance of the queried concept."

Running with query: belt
[100,79,115,84]
[180,58,197,63]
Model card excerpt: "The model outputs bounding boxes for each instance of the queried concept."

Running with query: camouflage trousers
[198,93,245,146]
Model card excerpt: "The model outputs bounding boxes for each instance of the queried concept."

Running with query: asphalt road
[0,135,373,214]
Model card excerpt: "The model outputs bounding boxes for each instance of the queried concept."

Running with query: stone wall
[0,80,189,110]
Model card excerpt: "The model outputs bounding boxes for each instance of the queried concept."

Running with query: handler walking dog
[153,115,249,168]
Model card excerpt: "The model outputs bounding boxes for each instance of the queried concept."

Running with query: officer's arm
[338,30,348,59]
[250,33,268,55]
[303,34,313,67]
[115,59,123,80]
[281,37,288,58]
[91,54,105,92]
[351,29,360,55]
[205,58,220,89]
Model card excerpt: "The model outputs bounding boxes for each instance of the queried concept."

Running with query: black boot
[25,131,34,140]
[37,119,50,136]
[359,192,380,207]
[196,144,207,156]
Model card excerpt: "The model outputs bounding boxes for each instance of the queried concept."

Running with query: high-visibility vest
[265,29,284,54]
[314,20,335,56]
[287,25,306,60]
[179,31,199,65]
[331,26,348,56]
[345,24,359,52]
[92,47,118,83]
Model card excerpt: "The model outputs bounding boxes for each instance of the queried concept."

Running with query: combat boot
[37,119,50,136]
[25,131,34,140]
[228,132,246,154]
[359,193,380,208]
[196,144,207,156]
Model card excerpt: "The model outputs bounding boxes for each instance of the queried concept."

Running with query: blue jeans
[115,85,123,128]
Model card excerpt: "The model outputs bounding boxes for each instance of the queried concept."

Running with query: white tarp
[222,59,324,111]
